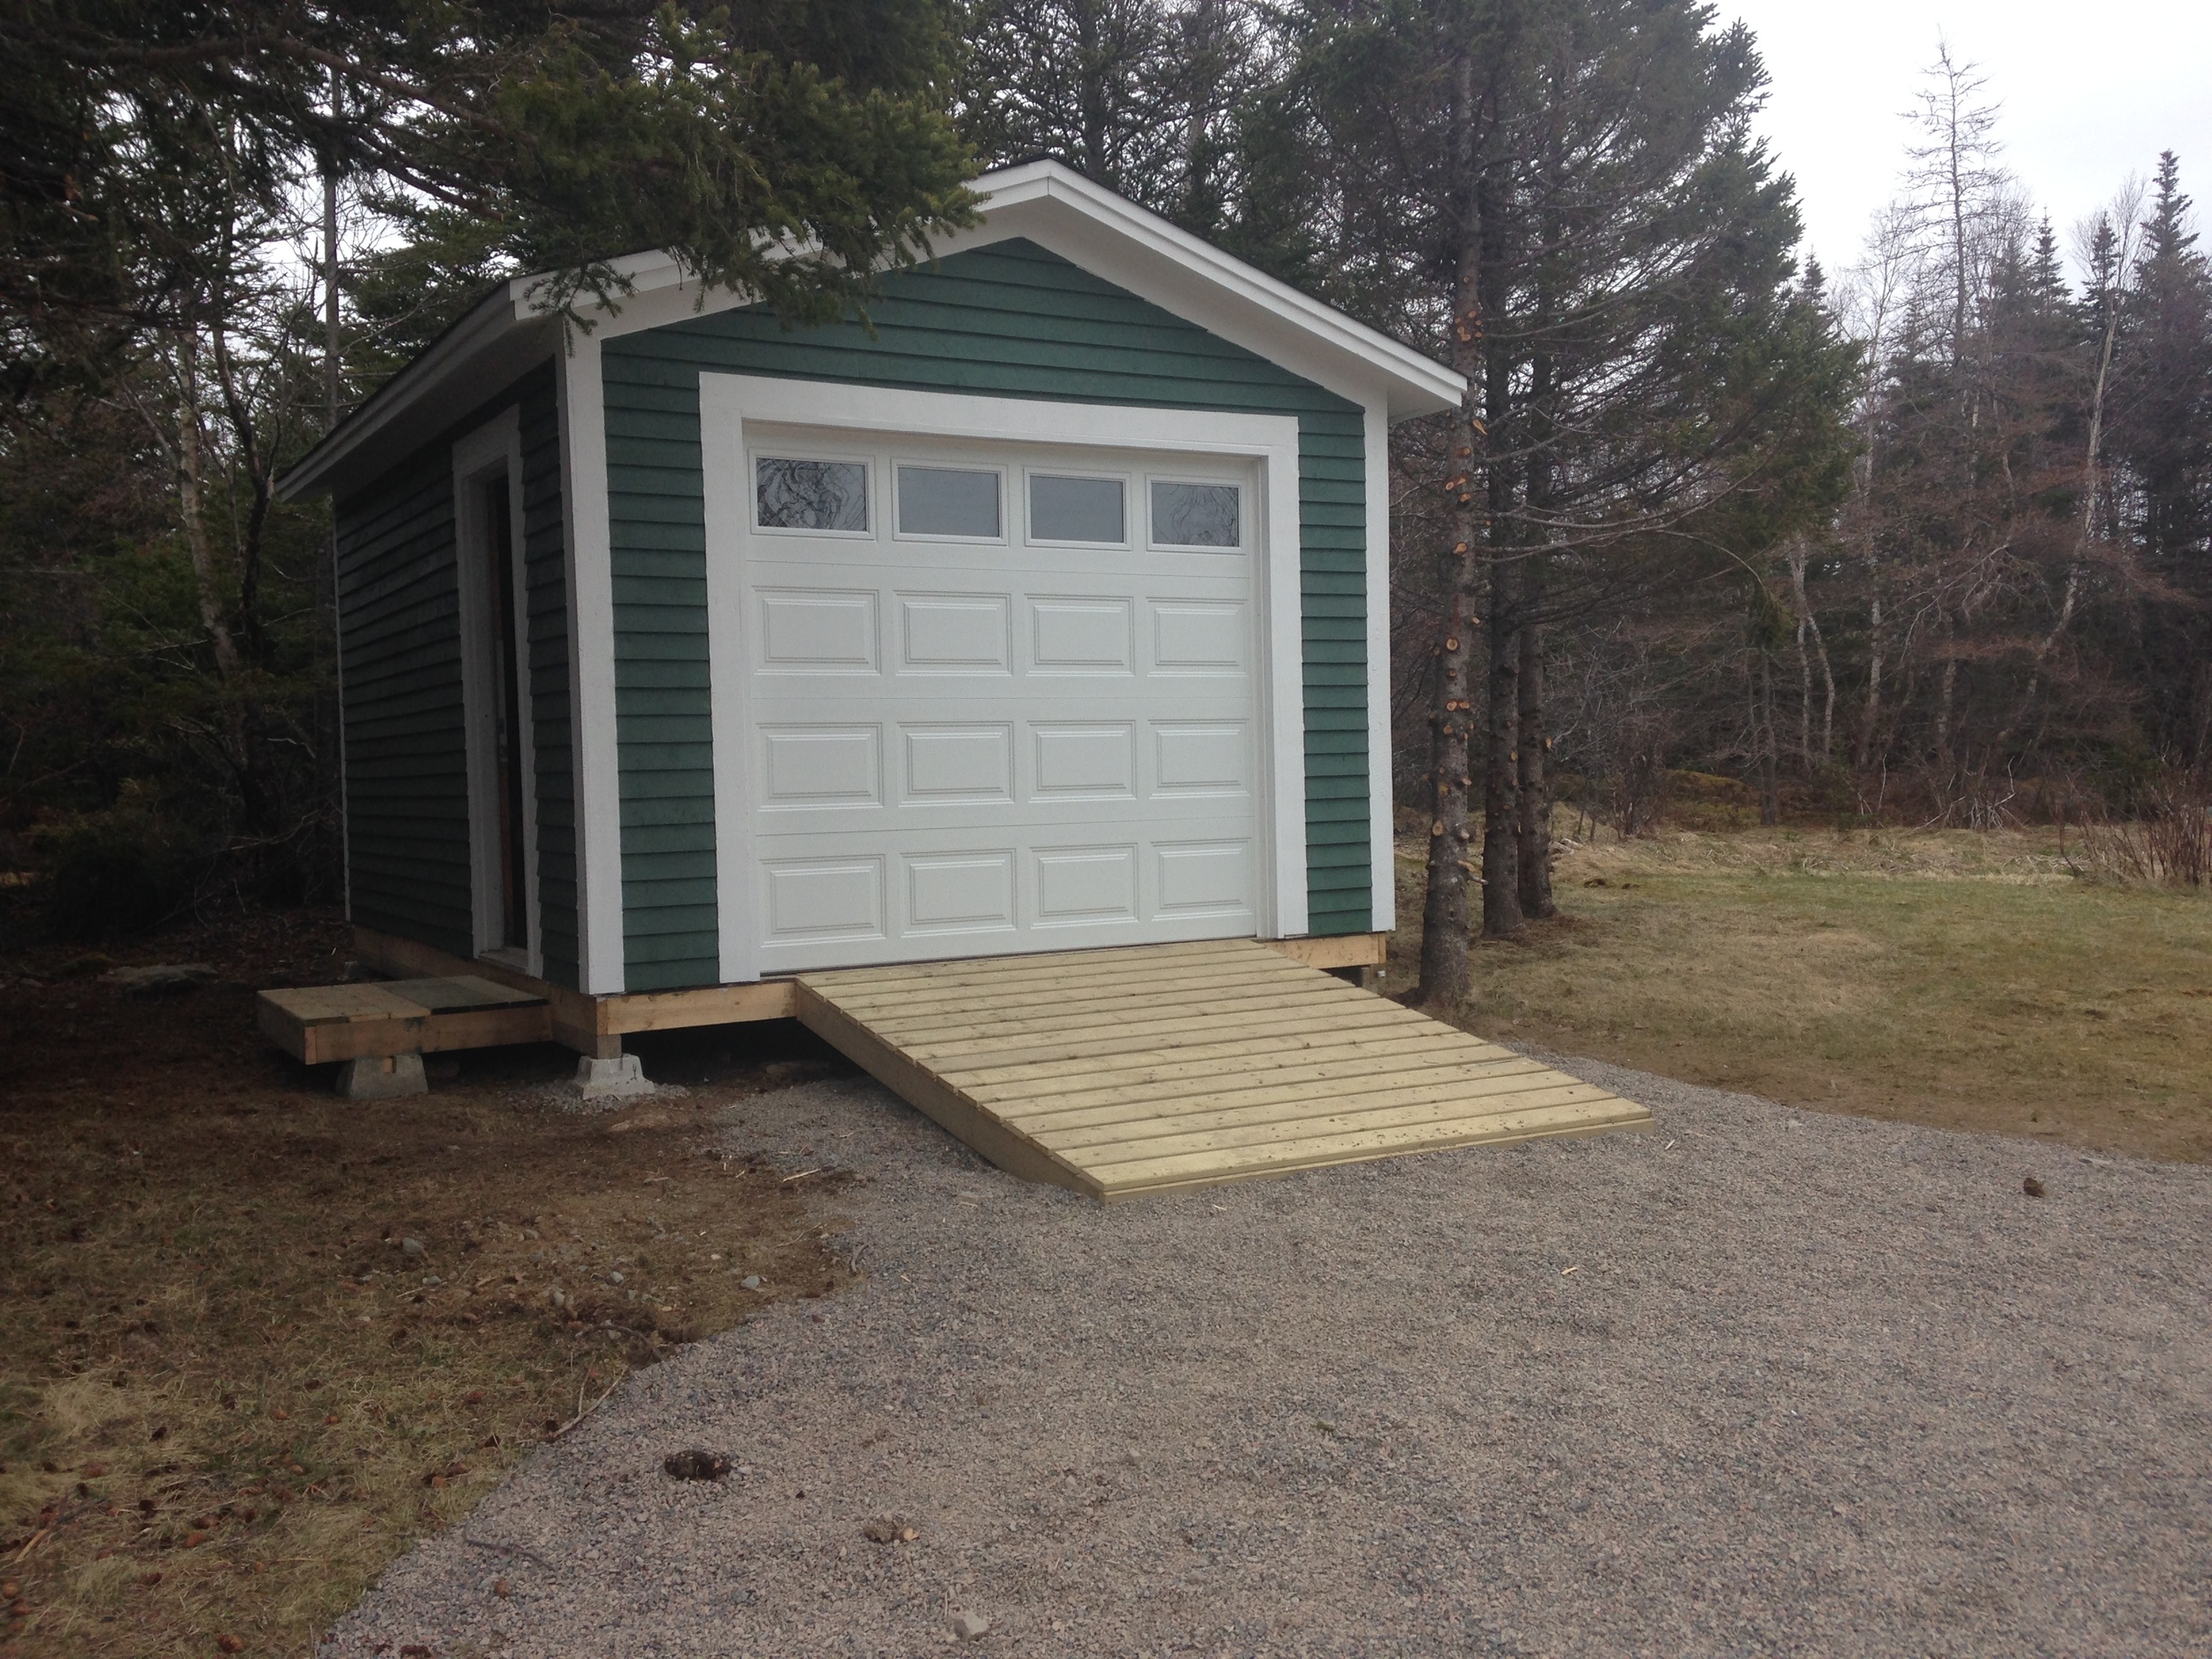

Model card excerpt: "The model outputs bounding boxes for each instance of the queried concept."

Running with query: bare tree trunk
[174,336,242,683]
[1481,551,1523,936]
[1516,564,1555,918]
[1794,610,1813,769]
[1416,49,1491,1006]
[322,114,347,898]
[1856,593,1884,770]
[1074,0,1110,182]
[1756,650,1780,825]
[1786,539,1837,769]
[1935,646,1958,773]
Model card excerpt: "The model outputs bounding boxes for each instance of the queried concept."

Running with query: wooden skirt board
[257,976,549,1064]
[793,939,1651,1201]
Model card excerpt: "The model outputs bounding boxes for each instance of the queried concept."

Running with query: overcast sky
[1721,0,2212,280]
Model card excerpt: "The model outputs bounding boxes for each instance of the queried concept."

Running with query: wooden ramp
[794,939,1650,1201]
[257,976,550,1064]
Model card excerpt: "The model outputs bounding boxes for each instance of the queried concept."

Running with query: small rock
[741,1274,763,1290]
[952,1610,991,1640]
[401,1238,426,1257]
[663,1448,731,1481]
[608,1271,624,1285]
[2024,1175,2046,1198]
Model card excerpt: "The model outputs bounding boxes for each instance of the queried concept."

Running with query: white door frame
[452,408,542,977]
[699,373,1308,985]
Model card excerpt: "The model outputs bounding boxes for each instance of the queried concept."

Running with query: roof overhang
[947,160,1463,423]
[278,159,1462,503]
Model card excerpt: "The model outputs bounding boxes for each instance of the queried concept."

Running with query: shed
[277,159,1462,1043]
[269,164,1657,1190]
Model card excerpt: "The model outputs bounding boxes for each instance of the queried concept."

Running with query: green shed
[276,160,1462,1044]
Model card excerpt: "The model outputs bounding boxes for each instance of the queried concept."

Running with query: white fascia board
[949,165,1463,422]
[276,279,549,502]
[284,160,1461,500]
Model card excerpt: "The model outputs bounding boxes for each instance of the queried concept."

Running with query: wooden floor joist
[794,938,1650,1201]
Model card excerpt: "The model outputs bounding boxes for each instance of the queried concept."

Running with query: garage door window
[757,457,868,533]
[897,465,1002,539]
[1029,472,1126,545]
[1150,480,1240,549]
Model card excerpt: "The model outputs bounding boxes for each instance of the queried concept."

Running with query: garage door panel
[757,588,879,672]
[758,725,881,810]
[1152,721,1250,796]
[1031,722,1136,800]
[1150,600,1249,674]
[1156,839,1254,917]
[733,429,1263,972]
[896,592,1012,674]
[904,849,1018,936]
[1033,843,1141,927]
[900,723,1015,803]
[762,856,886,945]
[1028,596,1135,674]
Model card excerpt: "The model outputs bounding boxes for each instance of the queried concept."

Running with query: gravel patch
[332,1055,2212,1657]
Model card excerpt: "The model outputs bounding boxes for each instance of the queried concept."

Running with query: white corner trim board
[1363,400,1397,934]
[557,328,628,995]
[698,373,1310,985]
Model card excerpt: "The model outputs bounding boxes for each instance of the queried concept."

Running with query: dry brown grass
[1388,823,2212,1163]
[0,909,860,1657]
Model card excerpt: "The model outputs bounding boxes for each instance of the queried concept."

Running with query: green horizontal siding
[336,449,469,957]
[334,360,576,984]
[603,236,1374,990]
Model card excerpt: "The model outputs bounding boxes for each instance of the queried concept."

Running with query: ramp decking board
[795,939,1650,1201]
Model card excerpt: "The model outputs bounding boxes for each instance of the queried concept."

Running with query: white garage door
[720,423,1264,976]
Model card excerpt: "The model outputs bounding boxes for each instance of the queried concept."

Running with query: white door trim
[700,373,1309,984]
[451,408,542,978]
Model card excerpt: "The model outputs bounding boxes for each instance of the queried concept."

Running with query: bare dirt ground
[0,906,855,1657]
[331,1064,2212,1659]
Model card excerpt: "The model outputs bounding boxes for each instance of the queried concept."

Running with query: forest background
[2,0,2207,1002]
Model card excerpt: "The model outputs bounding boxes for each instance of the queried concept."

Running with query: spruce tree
[2111,152,2212,760]
[1256,0,1855,999]
[0,1,978,393]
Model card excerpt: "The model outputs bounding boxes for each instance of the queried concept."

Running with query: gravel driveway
[333,1054,2212,1657]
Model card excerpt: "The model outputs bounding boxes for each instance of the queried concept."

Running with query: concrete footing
[338,1053,428,1099]
[574,1053,657,1101]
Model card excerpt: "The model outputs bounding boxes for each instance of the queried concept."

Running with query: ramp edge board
[792,981,1104,1199]
[796,941,1652,1202]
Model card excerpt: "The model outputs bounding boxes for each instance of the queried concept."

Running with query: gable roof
[278,158,1461,502]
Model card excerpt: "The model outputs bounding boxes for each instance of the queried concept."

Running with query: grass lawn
[1388,826,2212,1164]
[0,908,858,1658]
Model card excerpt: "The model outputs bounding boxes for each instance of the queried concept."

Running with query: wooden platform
[793,938,1650,1201]
[257,976,549,1064]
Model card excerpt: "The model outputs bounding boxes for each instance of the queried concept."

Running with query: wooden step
[257,976,550,1064]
